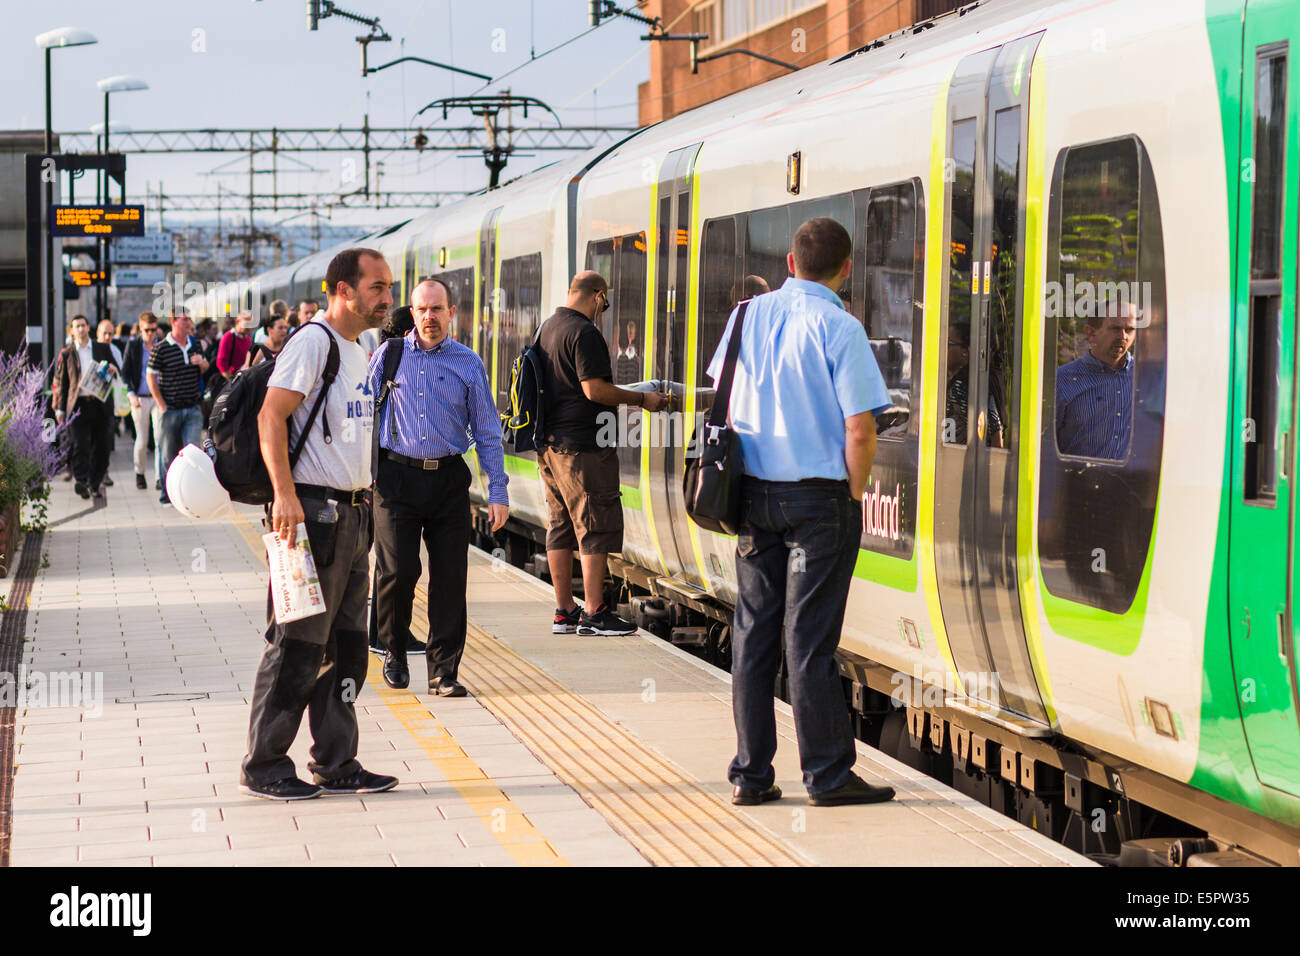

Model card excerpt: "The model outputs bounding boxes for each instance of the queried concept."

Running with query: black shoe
[429,677,467,698]
[239,776,322,801]
[382,651,409,690]
[552,605,581,634]
[74,482,90,499]
[732,783,782,806]
[135,473,147,490]
[405,634,427,654]
[808,773,896,807]
[103,475,114,487]
[577,604,637,636]
[315,768,398,795]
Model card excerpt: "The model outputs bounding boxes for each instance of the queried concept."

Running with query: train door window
[796,193,854,310]
[943,117,978,446]
[987,106,1022,449]
[1039,135,1167,613]
[431,267,474,346]
[862,179,922,436]
[1246,45,1287,503]
[697,217,738,400]
[612,234,647,387]
[496,256,519,411]
[745,206,791,293]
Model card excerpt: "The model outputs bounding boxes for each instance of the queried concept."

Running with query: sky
[6,0,651,231]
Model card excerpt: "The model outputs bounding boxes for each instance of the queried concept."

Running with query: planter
[0,503,19,579]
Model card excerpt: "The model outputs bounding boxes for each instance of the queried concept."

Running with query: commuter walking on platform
[371,278,509,696]
[537,271,670,636]
[708,218,897,808]
[122,312,162,490]
[147,310,210,505]
[240,247,398,800]
[52,314,120,500]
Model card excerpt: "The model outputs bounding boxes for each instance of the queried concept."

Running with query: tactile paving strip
[444,615,809,867]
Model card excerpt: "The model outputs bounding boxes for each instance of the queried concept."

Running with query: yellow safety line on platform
[229,510,566,867]
[412,593,808,866]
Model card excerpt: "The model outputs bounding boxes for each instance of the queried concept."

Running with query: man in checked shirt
[370,278,509,695]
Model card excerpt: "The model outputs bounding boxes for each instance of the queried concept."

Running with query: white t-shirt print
[268,321,375,491]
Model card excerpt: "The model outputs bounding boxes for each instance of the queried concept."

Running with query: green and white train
[192,0,1300,864]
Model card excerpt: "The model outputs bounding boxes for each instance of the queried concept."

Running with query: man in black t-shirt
[536,271,669,636]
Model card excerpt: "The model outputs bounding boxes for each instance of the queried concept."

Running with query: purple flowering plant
[0,347,68,516]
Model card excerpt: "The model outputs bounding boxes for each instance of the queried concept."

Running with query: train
[187,0,1300,865]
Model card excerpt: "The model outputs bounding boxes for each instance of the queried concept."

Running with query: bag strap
[706,299,751,430]
[288,322,341,468]
[371,336,404,479]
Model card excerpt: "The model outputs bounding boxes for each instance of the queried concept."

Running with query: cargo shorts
[538,444,623,555]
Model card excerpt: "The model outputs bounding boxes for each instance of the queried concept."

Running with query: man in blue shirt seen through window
[707,217,896,809]
[1055,302,1138,460]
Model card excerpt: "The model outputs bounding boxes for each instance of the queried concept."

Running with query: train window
[862,180,921,436]
[586,233,648,485]
[745,206,790,293]
[987,105,1022,450]
[944,117,977,447]
[697,217,737,397]
[493,253,543,412]
[1245,46,1287,503]
[1039,135,1167,614]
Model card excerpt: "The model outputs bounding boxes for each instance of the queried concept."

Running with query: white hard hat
[166,443,232,520]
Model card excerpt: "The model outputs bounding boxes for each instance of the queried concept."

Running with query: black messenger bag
[683,299,751,535]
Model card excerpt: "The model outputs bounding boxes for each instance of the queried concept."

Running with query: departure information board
[51,205,145,237]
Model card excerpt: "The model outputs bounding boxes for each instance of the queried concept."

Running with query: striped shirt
[1055,351,1134,460]
[147,334,204,409]
[367,331,508,505]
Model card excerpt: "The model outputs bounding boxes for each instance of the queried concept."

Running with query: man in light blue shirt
[707,217,896,808]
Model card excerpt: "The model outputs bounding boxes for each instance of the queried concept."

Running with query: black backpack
[206,322,340,505]
[501,329,545,454]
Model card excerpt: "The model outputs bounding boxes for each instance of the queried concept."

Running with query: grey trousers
[241,499,373,786]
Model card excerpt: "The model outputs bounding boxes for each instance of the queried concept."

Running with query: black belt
[381,449,461,471]
[295,483,371,506]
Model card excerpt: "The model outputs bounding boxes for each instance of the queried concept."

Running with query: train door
[932,37,1048,723]
[648,144,703,581]
[477,206,503,382]
[1228,2,1300,796]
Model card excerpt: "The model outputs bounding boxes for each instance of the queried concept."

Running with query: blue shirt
[138,341,151,394]
[1055,351,1134,460]
[707,277,891,482]
[367,331,509,505]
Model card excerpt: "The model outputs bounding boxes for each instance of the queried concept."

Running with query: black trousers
[373,454,471,683]
[68,396,111,488]
[241,499,373,786]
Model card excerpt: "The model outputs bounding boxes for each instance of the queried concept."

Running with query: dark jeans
[372,454,471,683]
[68,397,111,488]
[728,477,862,794]
[157,405,203,501]
[242,499,373,786]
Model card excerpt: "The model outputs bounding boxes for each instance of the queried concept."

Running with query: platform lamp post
[91,120,133,326]
[96,76,148,328]
[35,27,98,369]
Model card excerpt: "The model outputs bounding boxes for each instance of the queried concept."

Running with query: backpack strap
[371,336,404,480]
[288,322,341,468]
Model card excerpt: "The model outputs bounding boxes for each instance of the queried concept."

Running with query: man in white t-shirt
[240,247,398,801]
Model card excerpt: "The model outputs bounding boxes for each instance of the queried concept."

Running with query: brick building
[637,0,969,125]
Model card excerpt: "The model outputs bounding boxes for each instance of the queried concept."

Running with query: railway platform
[0,444,1092,867]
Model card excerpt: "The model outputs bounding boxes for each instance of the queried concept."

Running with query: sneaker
[315,768,398,795]
[807,773,896,807]
[74,482,90,499]
[577,604,637,636]
[552,606,581,634]
[135,474,147,490]
[239,776,322,801]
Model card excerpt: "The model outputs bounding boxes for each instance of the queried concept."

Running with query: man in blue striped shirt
[369,278,509,696]
[1055,304,1137,460]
